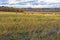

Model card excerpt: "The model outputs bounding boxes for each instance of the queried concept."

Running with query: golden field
[0,12,60,40]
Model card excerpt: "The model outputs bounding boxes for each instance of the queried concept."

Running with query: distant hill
[25,8,60,12]
[0,6,60,12]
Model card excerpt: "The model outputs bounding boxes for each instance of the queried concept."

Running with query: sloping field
[0,12,60,40]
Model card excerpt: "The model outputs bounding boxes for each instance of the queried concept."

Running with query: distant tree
[0,6,25,13]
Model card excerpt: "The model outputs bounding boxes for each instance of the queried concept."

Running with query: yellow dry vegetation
[0,12,60,40]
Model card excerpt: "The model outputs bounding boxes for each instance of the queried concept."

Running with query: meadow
[0,12,60,40]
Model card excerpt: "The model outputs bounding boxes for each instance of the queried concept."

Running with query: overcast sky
[0,0,60,8]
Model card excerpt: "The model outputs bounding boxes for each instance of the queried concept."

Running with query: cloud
[0,0,60,8]
[8,0,18,4]
[44,0,60,3]
[8,0,34,4]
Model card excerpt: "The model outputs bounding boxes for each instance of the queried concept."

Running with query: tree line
[0,6,24,12]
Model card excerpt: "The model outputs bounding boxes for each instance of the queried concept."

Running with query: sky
[0,0,60,8]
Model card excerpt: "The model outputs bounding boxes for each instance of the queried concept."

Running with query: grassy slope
[0,12,60,40]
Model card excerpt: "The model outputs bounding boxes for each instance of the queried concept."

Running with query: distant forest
[0,6,24,12]
[0,6,60,12]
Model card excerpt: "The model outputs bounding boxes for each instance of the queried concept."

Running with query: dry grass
[0,12,60,40]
